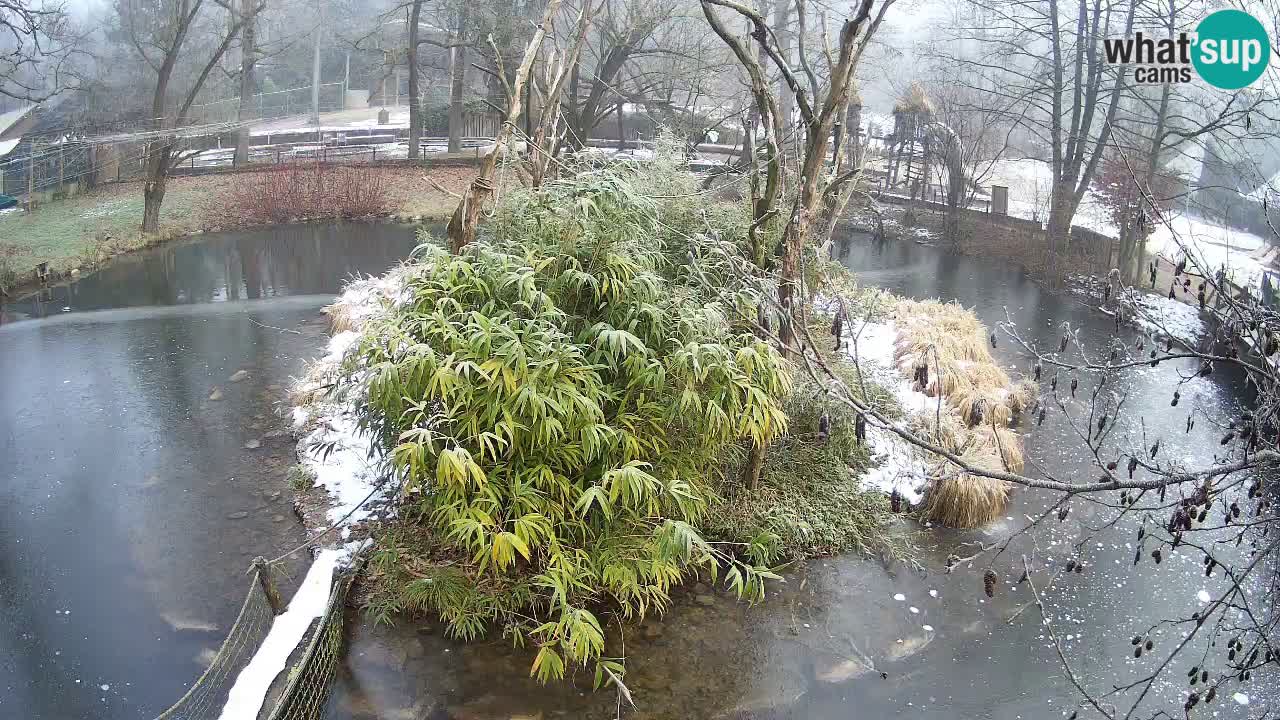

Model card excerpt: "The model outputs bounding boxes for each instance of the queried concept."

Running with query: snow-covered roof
[0,105,34,137]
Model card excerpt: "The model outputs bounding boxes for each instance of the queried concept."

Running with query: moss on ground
[705,298,909,561]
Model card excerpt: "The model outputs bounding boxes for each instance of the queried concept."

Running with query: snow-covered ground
[845,320,932,504]
[291,271,413,534]
[1148,214,1272,289]
[1124,292,1206,345]
[980,157,1274,290]
[1069,275,1206,345]
[215,548,344,720]
[981,157,1117,234]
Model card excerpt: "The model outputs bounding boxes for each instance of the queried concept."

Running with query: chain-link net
[153,561,358,720]
[266,569,357,720]
[155,569,278,720]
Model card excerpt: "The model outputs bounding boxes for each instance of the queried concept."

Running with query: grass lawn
[0,165,474,290]
[0,182,203,277]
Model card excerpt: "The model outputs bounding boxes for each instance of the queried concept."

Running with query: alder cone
[983,569,998,598]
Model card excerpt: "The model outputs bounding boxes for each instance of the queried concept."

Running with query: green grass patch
[0,183,202,279]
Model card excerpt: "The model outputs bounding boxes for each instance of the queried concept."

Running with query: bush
[222,163,391,225]
[357,160,791,685]
[0,244,19,294]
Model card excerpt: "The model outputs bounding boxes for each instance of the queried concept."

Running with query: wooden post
[26,141,34,210]
[252,556,285,615]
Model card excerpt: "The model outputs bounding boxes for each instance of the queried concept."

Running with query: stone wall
[877,193,1115,278]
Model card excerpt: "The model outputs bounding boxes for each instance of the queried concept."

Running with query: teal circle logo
[1193,9,1270,89]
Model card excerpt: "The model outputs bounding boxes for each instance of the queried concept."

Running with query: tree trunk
[142,143,172,234]
[846,101,862,167]
[1116,215,1133,282]
[945,207,961,248]
[447,6,469,154]
[742,442,765,489]
[772,0,792,141]
[447,0,564,252]
[615,102,625,151]
[234,0,258,167]
[408,0,424,160]
[1045,185,1075,284]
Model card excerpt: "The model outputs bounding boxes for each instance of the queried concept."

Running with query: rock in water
[229,370,250,382]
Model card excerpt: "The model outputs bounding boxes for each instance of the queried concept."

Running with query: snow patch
[215,549,341,720]
[1233,692,1250,706]
[1126,293,1205,345]
[1149,214,1270,290]
[301,412,383,527]
[847,320,931,504]
[291,269,417,532]
[1196,589,1211,603]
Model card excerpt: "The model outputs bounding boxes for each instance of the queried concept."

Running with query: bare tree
[1,0,80,102]
[118,0,259,233]
[529,0,599,187]
[561,0,673,149]
[922,83,1022,244]
[1107,0,1276,285]
[930,0,1136,282]
[446,0,570,252]
[233,0,263,166]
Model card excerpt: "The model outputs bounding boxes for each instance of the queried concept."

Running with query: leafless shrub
[220,163,392,226]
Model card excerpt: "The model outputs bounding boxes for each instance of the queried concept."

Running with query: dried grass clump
[324,300,363,333]
[893,81,934,115]
[1009,378,1040,414]
[890,298,1031,527]
[892,298,1028,429]
[979,425,1025,474]
[907,411,967,453]
[289,363,338,407]
[922,469,1011,528]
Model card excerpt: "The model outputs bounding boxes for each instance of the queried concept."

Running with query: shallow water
[320,231,1273,720]
[0,223,418,719]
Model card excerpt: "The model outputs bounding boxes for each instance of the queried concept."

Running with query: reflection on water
[322,230,1271,720]
[0,222,421,324]
[0,223,419,719]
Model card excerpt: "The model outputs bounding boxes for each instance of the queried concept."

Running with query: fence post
[26,141,34,210]
[252,557,285,615]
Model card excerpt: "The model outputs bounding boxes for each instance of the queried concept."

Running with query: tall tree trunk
[1045,184,1075,282]
[615,101,625,150]
[234,0,258,166]
[447,0,564,252]
[846,100,862,167]
[447,6,469,154]
[772,0,792,142]
[1132,2,1174,285]
[408,0,424,160]
[142,143,172,234]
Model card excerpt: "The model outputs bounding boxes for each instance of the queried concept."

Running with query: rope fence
[153,555,360,720]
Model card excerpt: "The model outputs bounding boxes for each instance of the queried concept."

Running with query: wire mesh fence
[154,567,279,720]
[266,570,358,720]
[191,84,347,126]
[152,558,359,720]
